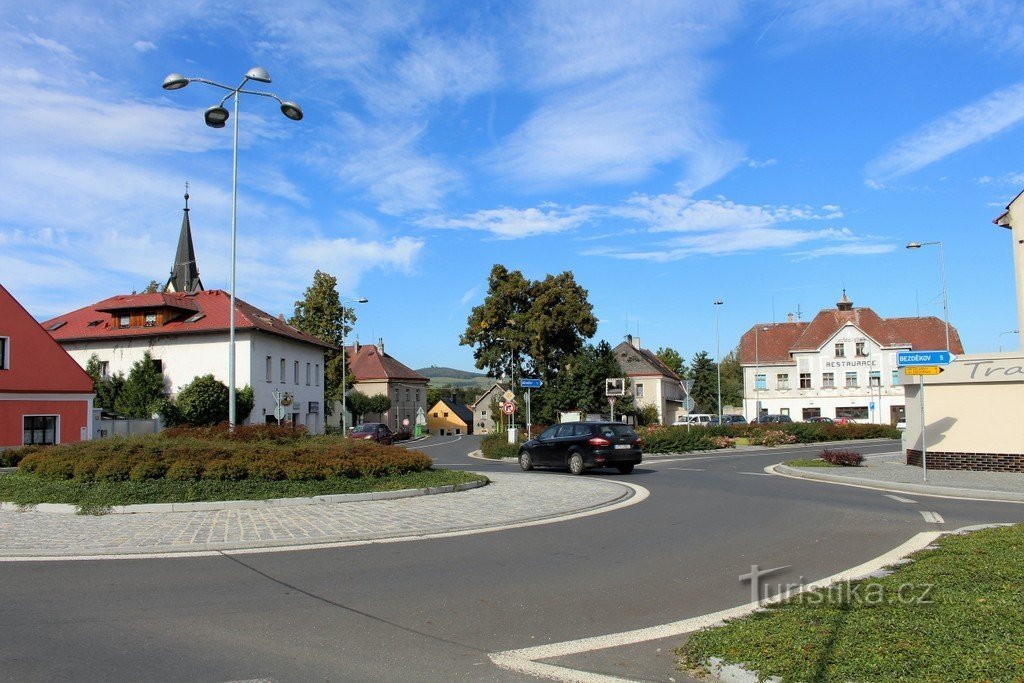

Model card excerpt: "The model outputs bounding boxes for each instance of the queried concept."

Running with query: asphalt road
[2,436,1022,682]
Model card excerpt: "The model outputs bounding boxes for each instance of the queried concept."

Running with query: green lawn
[678,524,1024,682]
[785,458,838,467]
[0,469,486,515]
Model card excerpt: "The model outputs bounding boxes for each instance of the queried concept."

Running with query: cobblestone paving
[0,473,631,558]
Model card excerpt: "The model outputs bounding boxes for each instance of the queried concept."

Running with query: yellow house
[426,397,474,436]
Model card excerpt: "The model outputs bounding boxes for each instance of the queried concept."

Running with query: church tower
[164,186,204,294]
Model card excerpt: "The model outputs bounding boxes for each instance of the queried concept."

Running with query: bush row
[820,448,865,466]
[481,432,520,459]
[14,427,432,483]
[703,422,900,443]
[638,427,718,454]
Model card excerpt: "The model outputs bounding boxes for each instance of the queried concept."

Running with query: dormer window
[118,315,130,329]
[144,312,158,327]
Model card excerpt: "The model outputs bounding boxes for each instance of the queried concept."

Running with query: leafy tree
[177,374,230,425]
[636,404,661,427]
[427,385,480,408]
[489,394,504,433]
[114,351,165,418]
[536,341,627,424]
[85,354,124,413]
[289,270,358,415]
[347,390,374,424]
[460,264,597,384]
[688,350,718,414]
[719,348,743,409]
[655,346,686,377]
[143,280,161,294]
[368,394,392,418]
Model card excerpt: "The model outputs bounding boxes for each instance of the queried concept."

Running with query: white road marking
[920,511,945,524]
[885,494,917,504]
[489,531,943,682]
[407,436,464,450]
[667,467,706,472]
[0,482,651,562]
[737,472,772,476]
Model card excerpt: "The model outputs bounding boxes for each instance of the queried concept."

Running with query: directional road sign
[905,366,944,376]
[501,402,517,415]
[520,378,542,389]
[897,350,956,367]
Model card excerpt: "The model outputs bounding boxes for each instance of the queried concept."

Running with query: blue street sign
[870,401,875,410]
[520,378,542,389]
[897,350,956,367]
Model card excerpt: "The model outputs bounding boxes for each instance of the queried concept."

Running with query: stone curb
[0,479,489,515]
[466,449,518,463]
[773,464,1024,503]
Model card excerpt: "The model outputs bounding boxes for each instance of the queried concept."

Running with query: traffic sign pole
[920,375,927,482]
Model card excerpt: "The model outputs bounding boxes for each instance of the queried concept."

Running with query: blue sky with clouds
[3,1,1023,371]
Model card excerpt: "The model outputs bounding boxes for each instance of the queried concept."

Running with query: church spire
[164,183,204,294]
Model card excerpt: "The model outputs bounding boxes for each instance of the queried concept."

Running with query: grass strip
[785,458,838,467]
[678,524,1024,682]
[0,469,486,515]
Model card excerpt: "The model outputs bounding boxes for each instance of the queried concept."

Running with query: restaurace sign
[823,359,878,369]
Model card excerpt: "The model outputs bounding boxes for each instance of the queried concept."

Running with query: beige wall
[1001,193,1024,342]
[902,352,1024,455]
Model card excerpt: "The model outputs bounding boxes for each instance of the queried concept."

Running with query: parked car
[806,416,834,423]
[754,414,793,424]
[708,414,747,426]
[347,422,395,444]
[518,422,643,475]
[835,417,856,425]
[672,413,713,427]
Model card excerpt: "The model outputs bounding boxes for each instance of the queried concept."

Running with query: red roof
[42,290,334,349]
[0,284,94,394]
[739,300,964,365]
[347,343,428,383]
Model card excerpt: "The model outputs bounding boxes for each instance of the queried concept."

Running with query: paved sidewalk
[776,451,1024,502]
[0,473,636,559]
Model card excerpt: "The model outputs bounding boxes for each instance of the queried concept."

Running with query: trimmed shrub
[130,460,169,481]
[820,448,865,466]
[639,426,717,454]
[165,459,204,481]
[749,429,798,447]
[481,433,520,459]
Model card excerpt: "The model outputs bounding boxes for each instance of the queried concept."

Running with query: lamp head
[204,105,229,128]
[356,297,369,304]
[162,73,189,90]
[714,299,723,305]
[906,242,922,249]
[245,66,272,83]
[280,101,303,121]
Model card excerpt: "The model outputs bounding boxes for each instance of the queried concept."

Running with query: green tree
[143,280,161,294]
[85,354,124,412]
[114,352,165,418]
[655,346,686,377]
[176,375,228,425]
[368,394,392,418]
[347,390,374,424]
[536,341,627,424]
[289,270,358,414]
[719,348,743,409]
[460,264,597,384]
[427,385,479,408]
[688,350,718,414]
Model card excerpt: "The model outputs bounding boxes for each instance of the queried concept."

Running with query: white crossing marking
[885,494,917,504]
[920,511,945,524]
[667,467,706,472]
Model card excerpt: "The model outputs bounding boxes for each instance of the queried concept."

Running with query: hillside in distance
[416,366,493,387]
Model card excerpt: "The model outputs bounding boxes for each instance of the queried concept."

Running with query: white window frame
[776,373,789,390]
[845,371,858,388]
[822,372,835,389]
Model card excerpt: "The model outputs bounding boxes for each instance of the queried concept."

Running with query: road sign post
[520,379,541,438]
[897,350,955,482]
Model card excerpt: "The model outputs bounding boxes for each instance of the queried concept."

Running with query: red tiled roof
[739,304,964,365]
[347,343,428,383]
[42,290,334,349]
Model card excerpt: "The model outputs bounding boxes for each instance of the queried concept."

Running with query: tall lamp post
[495,337,517,430]
[714,300,723,424]
[341,298,369,433]
[163,67,303,428]
[906,241,950,351]
[998,329,1019,352]
[752,325,768,422]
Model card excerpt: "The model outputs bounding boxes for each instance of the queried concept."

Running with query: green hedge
[704,422,900,443]
[639,426,719,453]
[9,424,432,483]
[480,432,521,459]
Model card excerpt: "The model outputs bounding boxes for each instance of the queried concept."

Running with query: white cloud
[747,158,778,169]
[133,40,156,52]
[424,204,597,239]
[615,192,841,233]
[866,82,1024,181]
[284,236,425,293]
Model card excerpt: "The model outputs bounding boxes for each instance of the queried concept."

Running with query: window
[481,410,487,417]
[266,356,273,382]
[23,416,57,445]
[780,408,790,416]
[99,360,109,378]
[776,373,789,390]
[118,315,130,329]
[394,388,399,400]
[822,372,835,389]
[799,373,812,389]
[837,406,869,420]
[855,341,868,357]
[294,361,299,384]
[834,343,845,357]
[315,364,320,386]
[144,312,157,327]
[150,358,163,373]
[845,371,858,388]
[443,412,449,418]
[0,336,8,370]
[405,388,410,400]
[802,407,821,420]
[755,373,766,390]
[415,389,420,402]
[433,412,439,418]
[892,369,899,386]
[280,358,286,383]
[635,383,645,398]
[306,362,311,386]
[869,371,881,387]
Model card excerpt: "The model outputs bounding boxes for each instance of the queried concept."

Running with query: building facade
[612,336,686,425]
[471,383,507,434]
[739,293,964,423]
[426,397,473,436]
[331,339,429,432]
[1,284,95,448]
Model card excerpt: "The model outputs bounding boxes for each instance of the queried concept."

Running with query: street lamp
[999,329,1019,352]
[163,67,303,428]
[906,242,950,352]
[752,325,768,422]
[714,300,723,424]
[341,298,369,434]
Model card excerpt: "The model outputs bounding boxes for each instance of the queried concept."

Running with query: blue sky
[3,1,1024,371]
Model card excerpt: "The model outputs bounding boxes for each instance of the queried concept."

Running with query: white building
[739,292,963,424]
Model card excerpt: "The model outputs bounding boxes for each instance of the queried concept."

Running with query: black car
[518,422,643,475]
[806,416,834,423]
[708,414,747,426]
[755,414,793,424]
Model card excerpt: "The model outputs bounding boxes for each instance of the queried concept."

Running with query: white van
[672,413,712,427]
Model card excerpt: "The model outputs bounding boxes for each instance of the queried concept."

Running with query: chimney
[377,337,384,354]
[278,313,285,321]
[787,313,794,323]
[353,340,360,354]
[631,336,641,350]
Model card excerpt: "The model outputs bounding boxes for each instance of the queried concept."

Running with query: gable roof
[739,295,964,365]
[434,397,473,425]
[471,382,506,409]
[0,283,94,394]
[42,290,334,349]
[347,343,428,383]
[612,341,681,380]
